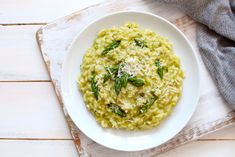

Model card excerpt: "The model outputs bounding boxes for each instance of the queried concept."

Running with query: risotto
[78,23,184,130]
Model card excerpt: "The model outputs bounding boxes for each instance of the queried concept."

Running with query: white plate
[61,11,200,151]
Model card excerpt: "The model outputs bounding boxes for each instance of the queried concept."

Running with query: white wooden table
[0,0,234,156]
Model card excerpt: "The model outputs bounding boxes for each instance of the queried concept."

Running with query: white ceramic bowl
[61,11,200,151]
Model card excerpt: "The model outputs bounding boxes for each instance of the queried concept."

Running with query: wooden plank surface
[36,0,235,155]
[93,141,235,157]
[0,25,49,81]
[0,140,78,157]
[0,0,234,156]
[0,81,233,140]
[159,141,235,157]
[0,82,71,139]
[0,0,104,24]
[0,140,234,157]
[202,123,235,139]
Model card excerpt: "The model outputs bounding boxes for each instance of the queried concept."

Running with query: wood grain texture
[81,140,235,157]
[0,0,104,24]
[0,25,49,81]
[0,82,71,139]
[0,82,233,140]
[0,0,234,157]
[36,0,235,156]
[0,140,78,157]
[0,140,235,157]
[159,141,235,157]
[201,123,235,139]
[0,23,232,140]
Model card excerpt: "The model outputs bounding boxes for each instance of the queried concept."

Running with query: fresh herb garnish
[122,72,129,88]
[103,73,111,83]
[108,103,126,117]
[114,61,145,94]
[102,40,121,55]
[115,73,144,95]
[155,61,164,80]
[103,66,119,82]
[108,67,119,76]
[128,76,145,87]
[114,62,128,95]
[140,95,158,114]
[103,61,146,95]
[134,39,148,48]
[114,76,123,95]
[91,75,99,100]
[114,72,129,95]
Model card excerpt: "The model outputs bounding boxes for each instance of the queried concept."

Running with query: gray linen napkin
[159,0,235,109]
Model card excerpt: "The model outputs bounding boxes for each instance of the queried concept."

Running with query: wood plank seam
[0,23,46,26]
[35,0,235,155]
[197,139,235,141]
[0,138,233,141]
[0,138,72,141]
[0,80,51,83]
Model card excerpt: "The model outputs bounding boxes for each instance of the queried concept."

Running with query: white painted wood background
[0,0,234,156]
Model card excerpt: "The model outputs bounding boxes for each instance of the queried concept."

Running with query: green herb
[102,40,121,55]
[108,103,126,117]
[103,73,111,82]
[108,67,119,75]
[114,76,122,95]
[104,61,146,94]
[103,66,119,82]
[128,76,145,87]
[134,39,148,48]
[114,72,129,95]
[140,95,158,114]
[115,74,145,94]
[114,62,129,95]
[91,75,99,100]
[155,61,163,80]
[122,72,129,87]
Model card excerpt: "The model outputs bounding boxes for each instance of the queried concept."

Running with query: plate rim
[61,10,201,151]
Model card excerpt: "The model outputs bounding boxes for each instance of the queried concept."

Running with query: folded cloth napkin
[159,0,235,109]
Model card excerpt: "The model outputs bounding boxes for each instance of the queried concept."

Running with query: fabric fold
[159,0,235,108]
